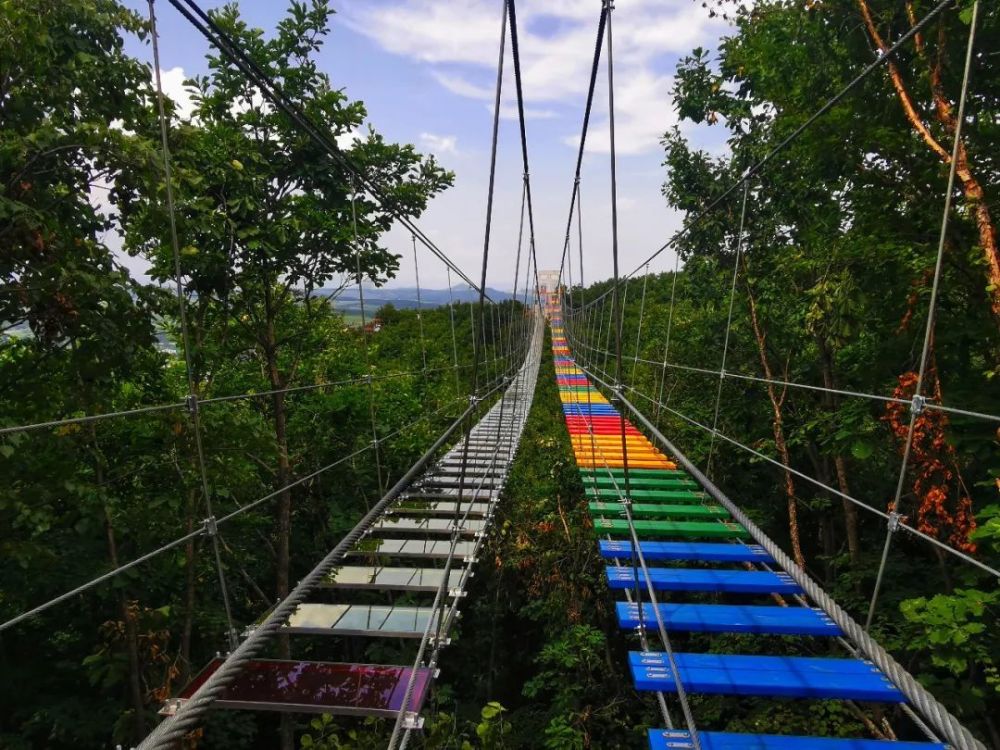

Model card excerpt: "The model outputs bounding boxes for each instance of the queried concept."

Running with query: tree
[0,1,162,743]
[119,0,453,615]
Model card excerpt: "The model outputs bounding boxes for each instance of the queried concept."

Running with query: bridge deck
[547,317,941,749]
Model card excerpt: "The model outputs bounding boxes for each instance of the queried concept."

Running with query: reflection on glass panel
[374,518,487,533]
[286,603,352,630]
[285,604,439,637]
[172,659,433,717]
[350,539,477,559]
[326,566,463,591]
[396,501,493,517]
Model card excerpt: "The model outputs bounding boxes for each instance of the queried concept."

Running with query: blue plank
[630,652,903,701]
[649,730,944,750]
[616,602,842,636]
[599,540,773,563]
[606,566,801,594]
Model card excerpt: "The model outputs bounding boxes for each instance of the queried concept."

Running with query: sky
[118,0,734,290]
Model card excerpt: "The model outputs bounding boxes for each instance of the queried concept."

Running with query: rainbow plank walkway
[547,310,943,750]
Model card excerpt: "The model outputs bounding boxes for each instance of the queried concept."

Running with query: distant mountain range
[315,286,515,313]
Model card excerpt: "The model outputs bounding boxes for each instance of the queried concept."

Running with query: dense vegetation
[1,0,998,749]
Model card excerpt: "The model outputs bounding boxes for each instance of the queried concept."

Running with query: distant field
[339,312,366,325]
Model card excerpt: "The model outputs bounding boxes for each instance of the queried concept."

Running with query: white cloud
[419,132,458,154]
[159,66,196,120]
[432,71,494,100]
[341,0,726,155]
[498,103,556,121]
[335,129,364,150]
[577,70,678,156]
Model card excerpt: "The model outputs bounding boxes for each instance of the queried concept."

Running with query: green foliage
[899,589,998,676]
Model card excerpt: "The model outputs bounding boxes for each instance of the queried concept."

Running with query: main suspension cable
[166,0,486,298]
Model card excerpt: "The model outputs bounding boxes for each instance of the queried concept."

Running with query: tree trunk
[741,263,807,569]
[87,411,146,741]
[857,0,1000,321]
[103,509,147,741]
[817,338,861,568]
[263,305,295,750]
[180,487,199,679]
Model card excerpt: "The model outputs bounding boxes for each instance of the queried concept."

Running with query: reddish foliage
[883,371,976,552]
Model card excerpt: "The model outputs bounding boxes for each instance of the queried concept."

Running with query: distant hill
[315,286,515,313]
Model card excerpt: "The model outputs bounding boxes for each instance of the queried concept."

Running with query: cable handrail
[569,336,1000,425]
[0,362,482,438]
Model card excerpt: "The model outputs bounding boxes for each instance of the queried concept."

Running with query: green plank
[585,487,707,502]
[589,476,698,489]
[593,518,748,539]
[578,468,689,480]
[588,502,730,519]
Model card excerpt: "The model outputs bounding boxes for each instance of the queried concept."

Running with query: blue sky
[120,0,733,290]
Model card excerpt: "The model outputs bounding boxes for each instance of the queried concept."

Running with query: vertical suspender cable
[350,183,386,498]
[411,235,428,374]
[147,0,237,651]
[630,265,649,387]
[446,267,462,396]
[654,250,681,425]
[705,180,749,478]
[866,0,981,631]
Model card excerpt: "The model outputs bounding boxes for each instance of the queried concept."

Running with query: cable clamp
[910,394,926,415]
[887,510,902,533]
[468,395,481,407]
[402,712,424,730]
[740,167,752,181]
[362,374,373,385]
[370,438,380,449]
[185,393,199,415]
[202,516,218,537]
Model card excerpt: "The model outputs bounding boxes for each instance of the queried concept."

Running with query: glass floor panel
[349,538,477,560]
[393,501,493,517]
[372,517,487,535]
[324,565,465,591]
[286,603,440,637]
[410,486,498,496]
[164,658,432,718]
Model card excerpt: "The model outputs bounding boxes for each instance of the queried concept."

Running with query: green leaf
[850,441,873,460]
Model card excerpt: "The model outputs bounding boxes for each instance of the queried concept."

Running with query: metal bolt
[887,510,902,533]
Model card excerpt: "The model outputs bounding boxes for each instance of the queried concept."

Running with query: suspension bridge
[2,0,997,748]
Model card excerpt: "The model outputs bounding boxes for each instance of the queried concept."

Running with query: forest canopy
[1,0,998,749]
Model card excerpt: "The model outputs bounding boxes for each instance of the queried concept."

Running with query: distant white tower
[537,270,561,297]
[537,270,562,317]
